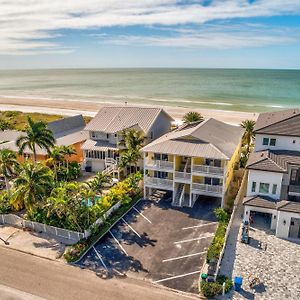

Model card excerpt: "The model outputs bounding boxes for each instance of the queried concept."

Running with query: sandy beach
[0,97,258,125]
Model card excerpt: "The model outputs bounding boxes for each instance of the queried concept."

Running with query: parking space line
[121,217,141,238]
[109,230,128,256]
[92,246,108,271]
[153,270,201,283]
[174,234,214,244]
[182,222,218,230]
[162,251,205,262]
[133,207,152,224]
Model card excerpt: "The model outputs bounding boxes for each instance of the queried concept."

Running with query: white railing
[192,164,224,175]
[174,171,191,181]
[105,157,118,165]
[145,159,174,170]
[144,176,173,189]
[191,183,223,194]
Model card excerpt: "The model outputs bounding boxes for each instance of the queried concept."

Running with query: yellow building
[141,118,243,208]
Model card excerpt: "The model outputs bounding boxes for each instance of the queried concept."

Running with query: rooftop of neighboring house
[246,149,300,173]
[141,118,243,160]
[243,195,300,214]
[0,115,88,155]
[254,108,300,136]
[84,106,174,135]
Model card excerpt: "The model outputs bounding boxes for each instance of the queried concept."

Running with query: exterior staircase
[173,183,185,206]
[102,158,119,176]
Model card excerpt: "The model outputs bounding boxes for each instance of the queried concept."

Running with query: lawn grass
[0,110,92,131]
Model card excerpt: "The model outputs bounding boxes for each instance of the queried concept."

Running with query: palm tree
[47,146,65,181]
[182,111,204,124]
[122,129,145,151]
[0,149,18,195]
[119,150,140,174]
[16,116,55,163]
[61,145,76,179]
[12,162,54,212]
[240,119,256,153]
[87,172,111,194]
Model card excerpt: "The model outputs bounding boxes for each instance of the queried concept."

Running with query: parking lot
[79,192,219,294]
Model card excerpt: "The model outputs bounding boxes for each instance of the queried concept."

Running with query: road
[0,247,196,300]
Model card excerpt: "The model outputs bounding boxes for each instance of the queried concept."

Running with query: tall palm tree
[87,172,111,194]
[47,146,65,181]
[122,129,145,151]
[12,162,54,212]
[61,145,76,178]
[0,149,18,194]
[182,111,204,124]
[16,116,55,163]
[240,119,256,153]
[119,150,140,174]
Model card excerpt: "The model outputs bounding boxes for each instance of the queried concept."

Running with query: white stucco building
[243,108,300,240]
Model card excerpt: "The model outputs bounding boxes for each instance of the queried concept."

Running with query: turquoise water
[0,68,299,112]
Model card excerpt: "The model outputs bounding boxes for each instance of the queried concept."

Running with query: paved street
[0,247,196,300]
[220,210,300,299]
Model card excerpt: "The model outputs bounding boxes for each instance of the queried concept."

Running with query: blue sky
[0,0,300,69]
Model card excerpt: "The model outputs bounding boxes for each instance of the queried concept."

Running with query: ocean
[0,68,299,112]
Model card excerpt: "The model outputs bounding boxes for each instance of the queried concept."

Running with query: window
[150,131,154,139]
[114,133,117,137]
[270,138,276,146]
[251,182,256,193]
[162,154,168,161]
[259,183,270,194]
[263,138,269,146]
[293,140,296,144]
[204,177,212,185]
[272,184,277,195]
[212,178,220,186]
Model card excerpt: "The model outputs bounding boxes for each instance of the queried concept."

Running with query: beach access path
[0,97,257,125]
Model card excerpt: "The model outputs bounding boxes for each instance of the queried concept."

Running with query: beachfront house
[81,106,174,174]
[243,108,300,240]
[141,118,243,208]
[0,115,88,162]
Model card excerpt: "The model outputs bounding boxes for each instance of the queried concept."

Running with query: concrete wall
[255,134,300,152]
[247,169,283,200]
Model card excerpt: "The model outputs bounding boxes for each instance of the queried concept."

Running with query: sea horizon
[0,68,299,113]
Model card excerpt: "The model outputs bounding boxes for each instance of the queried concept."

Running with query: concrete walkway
[0,225,68,260]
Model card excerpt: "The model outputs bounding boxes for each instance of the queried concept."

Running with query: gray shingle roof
[243,195,300,214]
[247,150,300,173]
[48,115,85,135]
[84,106,173,134]
[254,108,300,136]
[141,118,243,160]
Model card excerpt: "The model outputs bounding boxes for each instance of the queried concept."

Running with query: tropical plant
[0,191,11,214]
[0,149,18,194]
[182,111,204,124]
[122,128,145,151]
[47,146,65,181]
[87,172,111,194]
[240,119,256,153]
[61,145,76,179]
[119,149,141,173]
[16,116,55,162]
[0,119,13,131]
[11,162,54,212]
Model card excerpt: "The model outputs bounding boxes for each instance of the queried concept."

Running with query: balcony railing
[289,185,300,194]
[144,176,173,189]
[192,164,224,176]
[174,171,191,182]
[145,159,174,170]
[191,183,223,194]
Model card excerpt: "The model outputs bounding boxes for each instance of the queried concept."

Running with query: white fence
[0,201,123,244]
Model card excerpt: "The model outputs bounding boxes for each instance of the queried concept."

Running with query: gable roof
[141,118,243,160]
[254,108,300,136]
[84,106,173,134]
[246,150,300,173]
[48,115,85,135]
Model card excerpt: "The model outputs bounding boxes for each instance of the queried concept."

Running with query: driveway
[79,194,219,294]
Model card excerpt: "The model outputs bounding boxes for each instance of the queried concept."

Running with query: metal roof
[81,139,118,151]
[247,150,300,173]
[254,108,300,136]
[0,130,23,143]
[84,106,174,134]
[141,118,243,160]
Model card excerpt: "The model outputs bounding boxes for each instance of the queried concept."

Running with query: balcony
[191,183,223,196]
[144,176,173,190]
[145,159,174,171]
[174,171,191,183]
[192,164,224,177]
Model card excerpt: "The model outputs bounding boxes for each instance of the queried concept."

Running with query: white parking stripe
[174,234,214,244]
[93,246,108,271]
[182,222,218,230]
[133,207,152,224]
[154,270,201,283]
[109,230,128,256]
[162,251,205,262]
[122,218,141,238]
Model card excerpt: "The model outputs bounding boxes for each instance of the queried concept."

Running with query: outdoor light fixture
[283,220,286,225]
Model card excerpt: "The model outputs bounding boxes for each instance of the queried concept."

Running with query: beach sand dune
[0,97,257,125]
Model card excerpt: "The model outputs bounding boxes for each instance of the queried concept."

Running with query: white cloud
[0,0,300,54]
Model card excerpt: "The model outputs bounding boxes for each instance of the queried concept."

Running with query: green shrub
[214,208,229,223]
[200,276,232,298]
[0,191,11,214]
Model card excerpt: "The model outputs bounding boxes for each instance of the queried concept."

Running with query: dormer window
[262,137,276,146]
[270,138,276,146]
[263,138,269,146]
